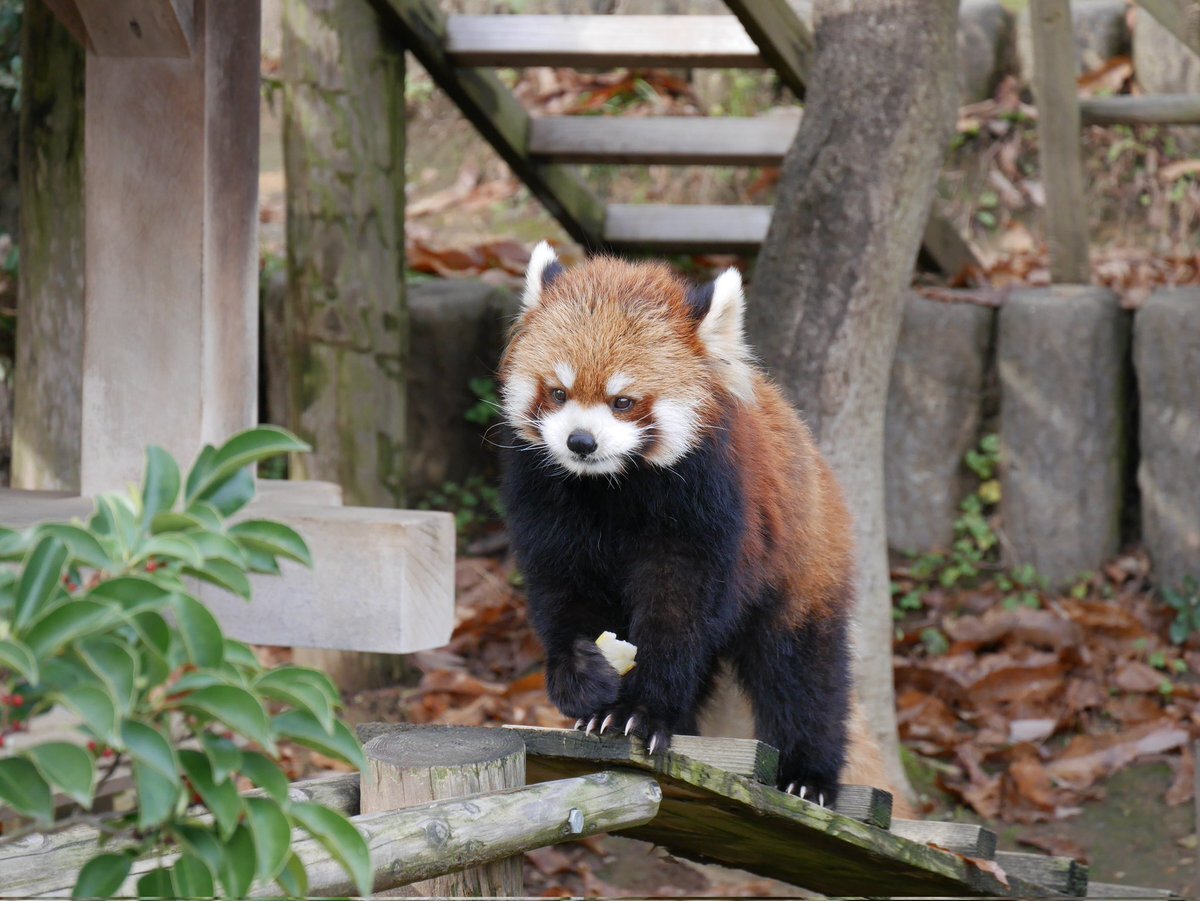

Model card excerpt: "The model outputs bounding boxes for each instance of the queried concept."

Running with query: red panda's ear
[697,268,756,403]
[522,241,563,315]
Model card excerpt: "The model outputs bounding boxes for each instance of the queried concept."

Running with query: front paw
[779,775,839,809]
[575,706,673,756]
[546,638,621,719]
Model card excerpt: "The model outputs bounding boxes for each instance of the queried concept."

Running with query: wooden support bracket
[47,0,195,57]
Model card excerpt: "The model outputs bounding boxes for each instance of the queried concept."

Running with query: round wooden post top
[360,723,526,767]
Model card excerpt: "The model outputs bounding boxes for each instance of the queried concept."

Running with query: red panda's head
[499,242,756,477]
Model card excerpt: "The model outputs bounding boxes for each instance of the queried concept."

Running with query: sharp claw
[799,786,808,800]
[648,734,659,755]
[600,713,614,734]
[585,715,598,734]
[574,719,584,730]
[785,782,796,795]
[818,793,826,807]
[624,716,636,736]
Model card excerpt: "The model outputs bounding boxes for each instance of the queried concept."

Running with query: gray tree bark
[746,0,961,802]
[282,0,409,692]
[11,2,84,491]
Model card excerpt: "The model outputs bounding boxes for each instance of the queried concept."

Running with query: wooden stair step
[604,203,771,253]
[445,15,764,68]
[889,819,998,859]
[529,114,800,166]
[996,851,1088,897]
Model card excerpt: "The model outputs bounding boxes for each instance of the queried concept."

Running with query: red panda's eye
[551,388,567,404]
[612,396,634,412]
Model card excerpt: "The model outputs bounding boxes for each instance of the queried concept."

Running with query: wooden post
[1029,0,1090,283]
[77,0,261,495]
[12,1,85,491]
[361,725,526,897]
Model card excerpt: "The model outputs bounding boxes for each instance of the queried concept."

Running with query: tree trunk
[281,0,406,508]
[281,0,409,692]
[12,2,85,491]
[745,0,961,803]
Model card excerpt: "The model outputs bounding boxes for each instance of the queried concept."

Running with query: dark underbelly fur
[501,425,851,802]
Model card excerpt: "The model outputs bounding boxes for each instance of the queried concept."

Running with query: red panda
[499,242,892,808]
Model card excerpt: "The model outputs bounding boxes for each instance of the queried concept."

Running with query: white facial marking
[521,241,559,314]
[501,375,538,438]
[541,400,643,476]
[646,398,702,466]
[606,372,633,397]
[554,362,577,391]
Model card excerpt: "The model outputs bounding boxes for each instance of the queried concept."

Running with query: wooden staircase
[378,0,976,274]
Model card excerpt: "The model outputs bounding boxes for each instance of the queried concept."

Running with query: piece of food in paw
[595,630,638,675]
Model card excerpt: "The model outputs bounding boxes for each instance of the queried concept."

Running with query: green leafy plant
[418,475,504,543]
[0,427,370,898]
[464,377,502,427]
[1164,576,1200,646]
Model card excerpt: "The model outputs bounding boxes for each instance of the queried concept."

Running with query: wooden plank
[508,725,778,785]
[920,208,982,283]
[75,0,194,58]
[996,851,1088,897]
[1139,0,1200,56]
[828,785,892,830]
[379,0,605,248]
[724,0,812,96]
[1087,882,1176,899]
[508,726,1057,897]
[890,819,998,860]
[1080,94,1200,126]
[529,114,800,165]
[1028,0,1090,283]
[445,15,764,68]
[604,203,771,253]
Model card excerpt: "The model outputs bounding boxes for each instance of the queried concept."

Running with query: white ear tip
[529,241,557,272]
[523,241,560,312]
[714,267,743,293]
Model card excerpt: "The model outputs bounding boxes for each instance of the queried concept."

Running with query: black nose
[567,430,598,457]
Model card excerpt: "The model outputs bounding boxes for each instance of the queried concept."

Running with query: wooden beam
[1139,0,1200,56]
[1028,0,1090,283]
[1087,882,1176,898]
[529,114,800,166]
[75,0,194,58]
[376,0,605,249]
[38,0,92,50]
[1080,94,1200,125]
[508,726,1055,897]
[723,0,812,96]
[889,819,998,859]
[996,851,1088,897]
[605,203,772,253]
[445,15,764,68]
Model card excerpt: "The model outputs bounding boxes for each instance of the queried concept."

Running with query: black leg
[732,612,851,806]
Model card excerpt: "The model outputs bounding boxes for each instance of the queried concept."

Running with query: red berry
[10,696,23,707]
[146,561,159,573]
[87,741,98,752]
[103,748,115,759]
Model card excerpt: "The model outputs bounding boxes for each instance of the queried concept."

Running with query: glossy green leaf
[183,502,224,532]
[0,526,30,562]
[136,867,173,900]
[96,495,138,556]
[240,545,281,575]
[132,534,204,570]
[185,560,251,600]
[184,530,246,566]
[199,734,242,785]
[87,576,172,611]
[187,427,309,504]
[24,742,95,809]
[171,594,225,667]
[173,823,225,882]
[77,637,138,713]
[228,520,312,567]
[141,445,181,531]
[55,684,119,745]
[0,638,38,684]
[130,756,180,831]
[199,466,255,517]
[131,611,172,686]
[150,510,206,535]
[290,801,371,897]
[0,758,53,824]
[120,719,178,781]
[171,854,215,899]
[275,851,309,899]
[170,670,235,695]
[72,851,133,900]
[34,524,111,571]
[184,444,218,506]
[256,668,334,733]
[222,639,262,671]
[245,796,292,882]
[178,685,275,754]
[179,749,241,841]
[217,823,257,898]
[24,600,120,658]
[273,711,364,771]
[240,751,290,805]
[14,535,69,631]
